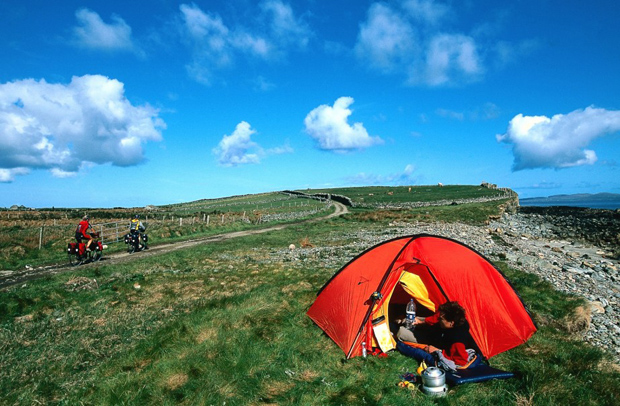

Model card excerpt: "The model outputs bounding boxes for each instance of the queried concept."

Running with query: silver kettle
[421,367,448,397]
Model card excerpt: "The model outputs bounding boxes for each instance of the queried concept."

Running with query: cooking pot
[421,367,446,387]
[422,384,448,396]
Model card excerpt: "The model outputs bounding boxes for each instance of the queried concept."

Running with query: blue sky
[1,0,619,208]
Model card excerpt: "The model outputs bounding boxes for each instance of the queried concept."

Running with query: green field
[0,192,330,271]
[300,184,511,206]
[1,186,618,405]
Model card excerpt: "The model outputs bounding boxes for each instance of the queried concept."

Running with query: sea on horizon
[519,200,620,210]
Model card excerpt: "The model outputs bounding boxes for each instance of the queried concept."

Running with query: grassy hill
[299,184,511,206]
[1,185,618,405]
[0,185,512,271]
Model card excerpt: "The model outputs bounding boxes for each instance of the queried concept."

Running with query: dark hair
[438,301,466,326]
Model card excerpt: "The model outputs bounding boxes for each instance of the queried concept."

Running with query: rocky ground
[280,206,620,362]
[3,202,618,361]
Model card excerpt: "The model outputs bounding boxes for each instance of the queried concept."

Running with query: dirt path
[0,202,348,289]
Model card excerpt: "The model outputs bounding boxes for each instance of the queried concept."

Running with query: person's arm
[424,344,441,353]
[413,316,426,325]
[423,312,440,326]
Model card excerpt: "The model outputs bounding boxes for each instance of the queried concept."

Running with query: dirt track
[0,202,348,289]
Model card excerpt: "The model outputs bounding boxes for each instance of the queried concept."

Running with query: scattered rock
[267,206,620,362]
[14,314,33,323]
[64,277,98,292]
[590,301,606,314]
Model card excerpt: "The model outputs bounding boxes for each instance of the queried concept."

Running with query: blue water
[520,200,620,210]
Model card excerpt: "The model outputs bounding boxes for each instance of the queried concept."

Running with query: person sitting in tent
[396,301,481,371]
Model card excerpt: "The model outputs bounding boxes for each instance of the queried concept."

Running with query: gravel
[277,208,620,362]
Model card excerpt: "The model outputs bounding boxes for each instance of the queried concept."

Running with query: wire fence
[2,200,331,252]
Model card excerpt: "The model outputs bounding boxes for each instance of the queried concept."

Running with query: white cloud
[180,3,229,39]
[402,0,450,25]
[347,164,419,185]
[435,102,500,121]
[261,0,311,48]
[0,75,164,182]
[493,39,540,69]
[213,122,293,166]
[354,2,488,86]
[436,108,464,121]
[230,31,271,58]
[304,97,383,152]
[254,76,276,91]
[179,1,310,85]
[266,143,294,155]
[477,102,501,120]
[355,3,417,73]
[180,4,235,84]
[213,121,261,166]
[72,8,134,52]
[50,168,78,178]
[527,181,562,190]
[421,34,482,86]
[496,107,620,171]
[0,168,29,183]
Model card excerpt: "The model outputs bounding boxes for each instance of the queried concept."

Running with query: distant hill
[520,193,620,209]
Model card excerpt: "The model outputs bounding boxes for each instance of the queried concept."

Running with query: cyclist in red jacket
[75,215,93,251]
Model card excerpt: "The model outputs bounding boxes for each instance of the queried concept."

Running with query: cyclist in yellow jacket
[129,215,147,249]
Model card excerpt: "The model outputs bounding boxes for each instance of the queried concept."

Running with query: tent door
[369,264,440,352]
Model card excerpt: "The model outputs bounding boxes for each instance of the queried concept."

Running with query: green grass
[302,185,510,206]
[0,192,331,271]
[1,214,619,405]
[0,186,503,271]
[2,187,618,405]
[349,199,513,225]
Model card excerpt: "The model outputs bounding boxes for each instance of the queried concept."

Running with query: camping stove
[420,367,448,397]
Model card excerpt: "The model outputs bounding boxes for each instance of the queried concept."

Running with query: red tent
[307,234,537,359]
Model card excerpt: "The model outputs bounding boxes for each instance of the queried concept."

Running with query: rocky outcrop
[516,206,620,255]
[270,207,620,361]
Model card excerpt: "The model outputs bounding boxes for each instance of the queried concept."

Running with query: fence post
[207,215,210,225]
[39,227,43,250]
[180,218,183,226]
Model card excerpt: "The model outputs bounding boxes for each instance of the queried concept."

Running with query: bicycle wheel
[70,253,84,266]
[92,249,102,262]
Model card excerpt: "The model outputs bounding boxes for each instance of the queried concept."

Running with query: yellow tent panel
[371,270,437,351]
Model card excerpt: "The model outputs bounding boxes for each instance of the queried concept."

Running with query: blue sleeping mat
[445,364,515,385]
